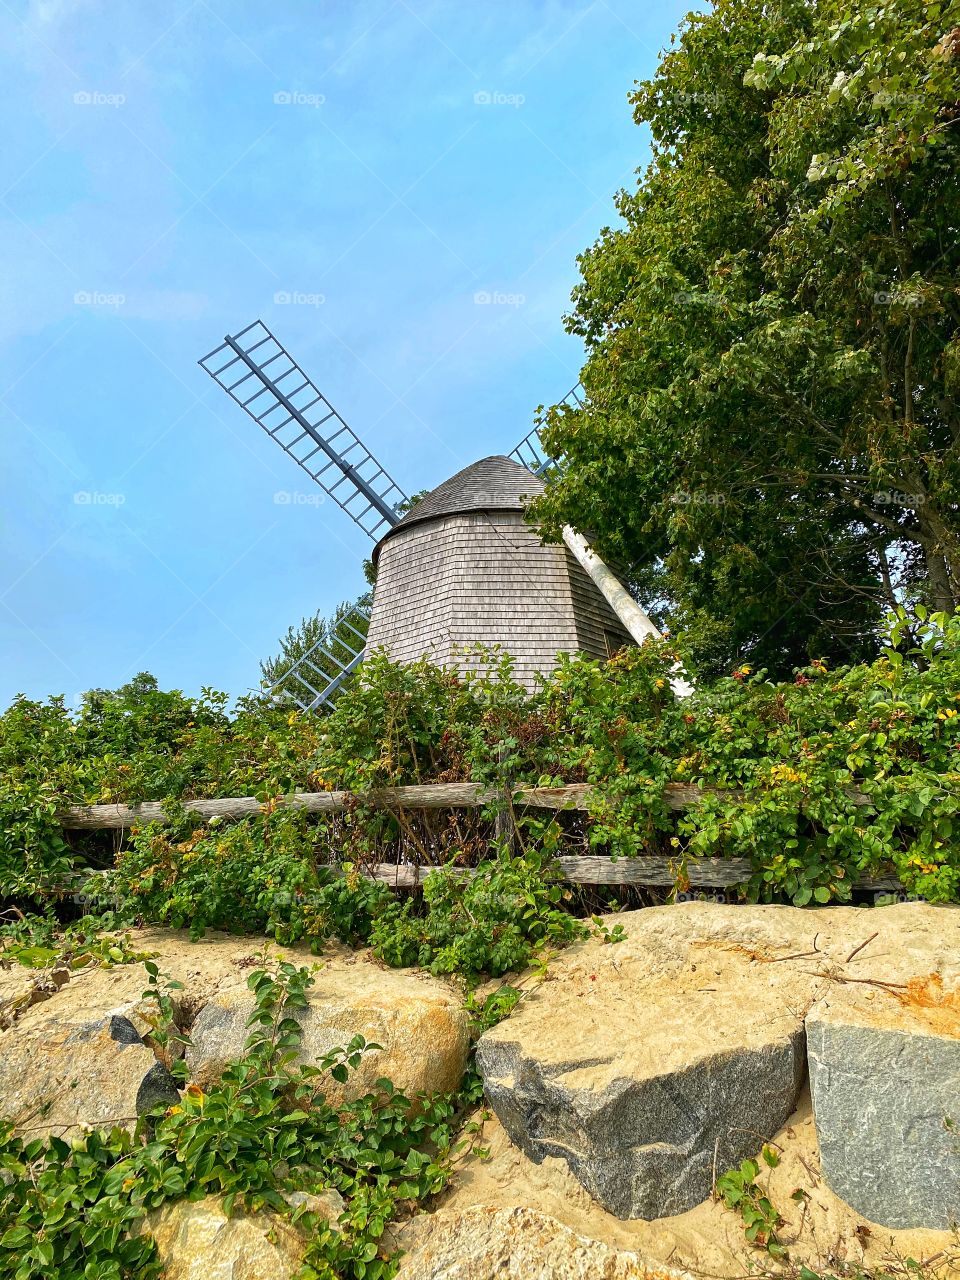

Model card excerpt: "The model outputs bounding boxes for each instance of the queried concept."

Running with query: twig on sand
[845,931,879,964]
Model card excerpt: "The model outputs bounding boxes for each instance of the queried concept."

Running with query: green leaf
[0,1227,32,1248]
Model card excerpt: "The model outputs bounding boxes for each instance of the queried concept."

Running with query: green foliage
[0,1124,164,1280]
[0,915,153,973]
[1,610,959,961]
[0,695,85,901]
[369,852,590,978]
[114,814,403,948]
[674,609,960,904]
[716,1148,785,1256]
[0,961,457,1280]
[792,1263,952,1280]
[115,807,328,944]
[463,985,523,1037]
[537,641,693,858]
[316,646,532,793]
[591,917,627,944]
[528,0,960,675]
[460,985,524,1106]
[140,960,190,1081]
[535,615,960,905]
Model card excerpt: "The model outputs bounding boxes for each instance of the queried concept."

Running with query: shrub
[115,807,328,943]
[1,610,958,948]
[536,610,960,904]
[0,961,457,1280]
[369,850,589,977]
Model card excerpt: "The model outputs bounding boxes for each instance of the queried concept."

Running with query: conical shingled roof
[372,455,543,562]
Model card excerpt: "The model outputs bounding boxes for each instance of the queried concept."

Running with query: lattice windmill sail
[508,383,581,478]
[200,321,408,539]
[201,320,668,709]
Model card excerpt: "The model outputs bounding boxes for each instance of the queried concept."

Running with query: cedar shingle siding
[365,457,634,690]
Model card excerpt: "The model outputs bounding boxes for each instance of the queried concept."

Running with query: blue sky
[1,0,693,709]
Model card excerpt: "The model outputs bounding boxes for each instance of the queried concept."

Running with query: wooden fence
[57,781,900,893]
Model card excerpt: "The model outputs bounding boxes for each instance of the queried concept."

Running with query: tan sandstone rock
[396,1205,694,1280]
[0,962,50,1030]
[142,1195,307,1280]
[0,930,284,1136]
[0,1005,179,1136]
[186,959,470,1105]
[0,929,468,1136]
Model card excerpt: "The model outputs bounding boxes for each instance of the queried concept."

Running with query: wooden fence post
[493,742,516,856]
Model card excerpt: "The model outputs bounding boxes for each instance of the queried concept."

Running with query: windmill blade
[199,320,408,542]
[509,382,581,477]
[264,601,370,711]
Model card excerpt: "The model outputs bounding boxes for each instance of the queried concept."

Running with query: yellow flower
[654,678,665,689]
[937,708,958,720]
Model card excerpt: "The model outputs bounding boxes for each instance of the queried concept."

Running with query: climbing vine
[0,961,458,1280]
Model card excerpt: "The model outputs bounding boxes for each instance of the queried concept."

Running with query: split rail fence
[58,781,901,893]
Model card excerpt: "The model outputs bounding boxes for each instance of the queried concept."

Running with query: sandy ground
[430,1089,959,1278]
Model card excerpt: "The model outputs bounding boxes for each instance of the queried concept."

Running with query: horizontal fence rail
[59,781,605,828]
[58,780,873,829]
[57,781,898,893]
[366,859,899,892]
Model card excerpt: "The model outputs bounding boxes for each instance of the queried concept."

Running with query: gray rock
[477,903,960,1220]
[135,1060,182,1115]
[478,1028,805,1219]
[807,989,960,1229]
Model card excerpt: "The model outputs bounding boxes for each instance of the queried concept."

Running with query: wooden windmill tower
[366,455,634,689]
[200,320,669,707]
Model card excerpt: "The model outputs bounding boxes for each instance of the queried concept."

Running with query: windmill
[199,319,674,710]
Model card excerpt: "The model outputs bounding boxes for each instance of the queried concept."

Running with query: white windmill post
[560,527,694,698]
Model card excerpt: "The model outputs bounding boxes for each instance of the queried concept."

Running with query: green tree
[529,0,960,676]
